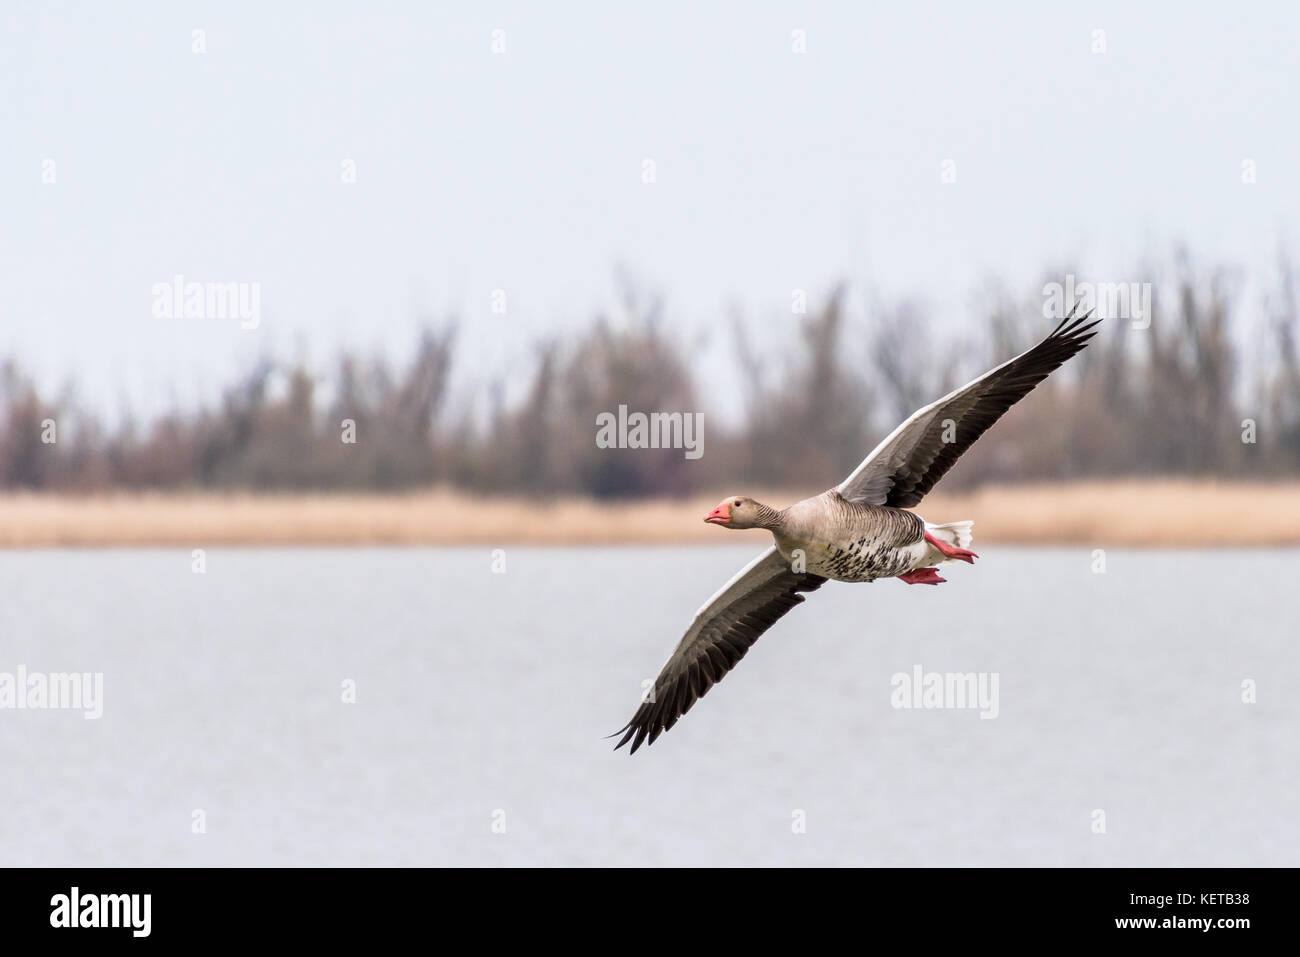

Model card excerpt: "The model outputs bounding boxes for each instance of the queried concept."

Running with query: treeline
[4,255,1299,497]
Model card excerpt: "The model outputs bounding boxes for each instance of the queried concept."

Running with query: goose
[613,306,1100,753]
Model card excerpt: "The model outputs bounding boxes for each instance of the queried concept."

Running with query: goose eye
[734,499,742,507]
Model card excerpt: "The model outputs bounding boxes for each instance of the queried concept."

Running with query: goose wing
[613,547,826,753]
[838,307,1101,508]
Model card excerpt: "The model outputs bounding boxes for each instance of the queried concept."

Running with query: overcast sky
[3,1,1297,422]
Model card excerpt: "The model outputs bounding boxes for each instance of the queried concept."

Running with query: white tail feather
[924,520,974,559]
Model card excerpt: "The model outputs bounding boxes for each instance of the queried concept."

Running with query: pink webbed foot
[898,567,946,585]
[924,531,979,564]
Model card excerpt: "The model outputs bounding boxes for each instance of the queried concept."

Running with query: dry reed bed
[0,480,1294,548]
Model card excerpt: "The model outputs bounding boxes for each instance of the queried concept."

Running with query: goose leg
[923,530,979,564]
[898,567,945,585]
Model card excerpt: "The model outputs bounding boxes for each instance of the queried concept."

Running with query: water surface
[0,546,1293,866]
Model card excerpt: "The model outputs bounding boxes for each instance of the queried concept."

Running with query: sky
[2,1,1297,423]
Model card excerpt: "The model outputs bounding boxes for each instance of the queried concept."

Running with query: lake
[0,545,1294,866]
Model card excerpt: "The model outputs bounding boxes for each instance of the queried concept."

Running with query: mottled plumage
[771,493,926,582]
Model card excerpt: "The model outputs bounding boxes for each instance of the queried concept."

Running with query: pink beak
[704,504,730,525]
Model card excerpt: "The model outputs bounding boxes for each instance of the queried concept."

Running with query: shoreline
[0,480,1295,548]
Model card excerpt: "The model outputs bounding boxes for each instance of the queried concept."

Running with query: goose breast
[773,494,927,582]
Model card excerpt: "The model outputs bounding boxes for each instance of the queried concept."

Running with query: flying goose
[613,306,1100,753]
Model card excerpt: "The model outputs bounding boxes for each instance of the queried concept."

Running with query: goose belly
[794,536,928,583]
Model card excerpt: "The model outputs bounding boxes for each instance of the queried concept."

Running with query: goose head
[704,495,765,529]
